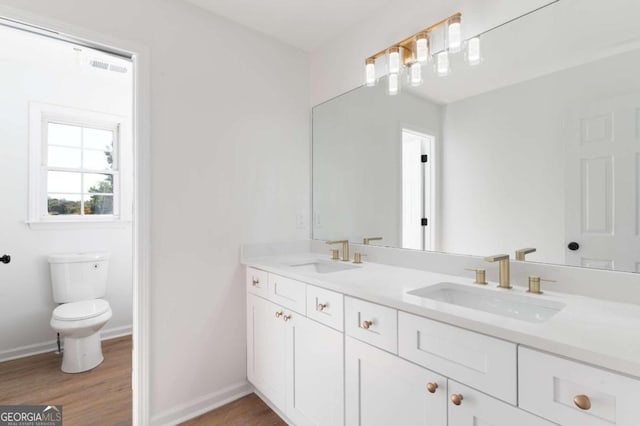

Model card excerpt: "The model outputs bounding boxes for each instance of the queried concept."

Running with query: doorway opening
[0,18,143,424]
[401,129,436,250]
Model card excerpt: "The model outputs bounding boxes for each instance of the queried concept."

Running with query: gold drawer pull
[450,394,463,406]
[283,314,291,322]
[362,320,373,329]
[426,382,438,394]
[573,395,591,411]
[252,278,260,286]
[275,311,283,319]
[317,303,327,311]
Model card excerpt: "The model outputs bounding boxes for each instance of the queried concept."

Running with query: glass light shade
[415,32,429,63]
[467,37,481,66]
[365,59,376,86]
[447,16,462,53]
[409,62,422,86]
[388,46,401,74]
[388,73,400,95]
[436,51,450,76]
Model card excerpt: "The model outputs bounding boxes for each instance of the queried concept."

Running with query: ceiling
[181,0,399,51]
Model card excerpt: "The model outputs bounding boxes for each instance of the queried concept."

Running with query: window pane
[48,194,81,215]
[84,173,113,193]
[83,128,113,151]
[48,146,81,168]
[48,171,81,193]
[83,149,113,170]
[48,123,81,147]
[84,195,113,215]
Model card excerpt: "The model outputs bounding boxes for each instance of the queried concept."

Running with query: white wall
[440,49,640,264]
[0,0,310,423]
[313,83,441,247]
[0,26,133,360]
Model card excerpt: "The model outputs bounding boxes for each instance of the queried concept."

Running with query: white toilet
[49,251,113,373]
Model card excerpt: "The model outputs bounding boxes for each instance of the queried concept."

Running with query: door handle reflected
[567,242,580,251]
[0,255,10,264]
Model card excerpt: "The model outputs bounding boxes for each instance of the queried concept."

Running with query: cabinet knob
[275,311,283,319]
[283,314,291,322]
[252,278,260,286]
[426,382,438,394]
[573,395,591,410]
[362,320,373,330]
[317,303,327,311]
[450,394,463,406]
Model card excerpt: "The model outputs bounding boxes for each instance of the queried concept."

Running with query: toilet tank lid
[48,251,110,264]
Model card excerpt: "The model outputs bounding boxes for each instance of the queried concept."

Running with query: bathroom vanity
[243,248,640,426]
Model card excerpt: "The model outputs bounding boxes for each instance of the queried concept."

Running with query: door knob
[426,382,438,393]
[0,254,10,264]
[362,320,373,329]
[275,311,283,319]
[568,242,580,251]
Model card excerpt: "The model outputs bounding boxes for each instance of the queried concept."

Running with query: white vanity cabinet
[246,275,344,426]
[345,336,447,426]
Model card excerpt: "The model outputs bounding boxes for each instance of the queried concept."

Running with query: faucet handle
[353,252,367,264]
[363,236,383,245]
[527,276,556,295]
[464,268,487,285]
[329,249,340,260]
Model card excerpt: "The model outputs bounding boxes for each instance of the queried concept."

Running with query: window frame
[28,102,132,228]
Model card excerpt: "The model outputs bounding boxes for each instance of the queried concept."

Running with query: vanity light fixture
[363,12,483,95]
[447,15,462,53]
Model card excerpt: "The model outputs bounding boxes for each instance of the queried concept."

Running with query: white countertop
[243,252,640,379]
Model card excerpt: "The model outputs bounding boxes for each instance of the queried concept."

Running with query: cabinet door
[448,381,556,426]
[286,314,344,426]
[345,336,447,426]
[247,293,286,409]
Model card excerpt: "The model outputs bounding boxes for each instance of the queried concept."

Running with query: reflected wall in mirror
[313,0,640,273]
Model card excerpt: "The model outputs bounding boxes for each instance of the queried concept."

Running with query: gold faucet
[326,240,350,261]
[363,236,383,245]
[515,248,536,261]
[484,254,511,289]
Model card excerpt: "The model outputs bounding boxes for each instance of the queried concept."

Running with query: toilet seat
[53,299,110,321]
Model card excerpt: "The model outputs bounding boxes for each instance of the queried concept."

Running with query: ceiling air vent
[89,58,128,74]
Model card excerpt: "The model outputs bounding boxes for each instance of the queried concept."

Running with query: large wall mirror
[313,0,640,273]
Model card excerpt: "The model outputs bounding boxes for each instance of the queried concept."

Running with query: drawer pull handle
[426,383,438,394]
[317,303,327,311]
[362,320,373,329]
[252,278,260,286]
[450,394,463,406]
[573,395,591,411]
[283,314,291,322]
[275,311,283,319]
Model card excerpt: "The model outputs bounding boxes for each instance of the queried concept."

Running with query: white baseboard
[150,381,252,426]
[0,324,132,363]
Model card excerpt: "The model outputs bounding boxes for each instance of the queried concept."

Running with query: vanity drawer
[398,312,517,404]
[345,297,397,354]
[306,285,344,331]
[519,347,640,426]
[246,267,268,298]
[268,273,306,314]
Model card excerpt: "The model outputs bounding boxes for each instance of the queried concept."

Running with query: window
[46,121,118,216]
[29,103,131,226]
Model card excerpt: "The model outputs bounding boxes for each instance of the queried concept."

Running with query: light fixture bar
[364,12,461,64]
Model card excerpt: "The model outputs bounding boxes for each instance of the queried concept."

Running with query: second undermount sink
[407,282,565,323]
[289,260,359,274]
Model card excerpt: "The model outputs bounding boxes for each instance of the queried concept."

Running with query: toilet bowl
[48,252,112,373]
[50,299,112,373]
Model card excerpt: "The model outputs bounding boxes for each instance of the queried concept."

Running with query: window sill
[26,219,132,230]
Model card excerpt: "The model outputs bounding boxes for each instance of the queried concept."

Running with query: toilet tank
[48,252,110,303]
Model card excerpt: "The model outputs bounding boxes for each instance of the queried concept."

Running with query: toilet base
[61,332,105,373]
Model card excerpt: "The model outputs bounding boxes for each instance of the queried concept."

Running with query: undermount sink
[289,260,359,274]
[407,282,565,323]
